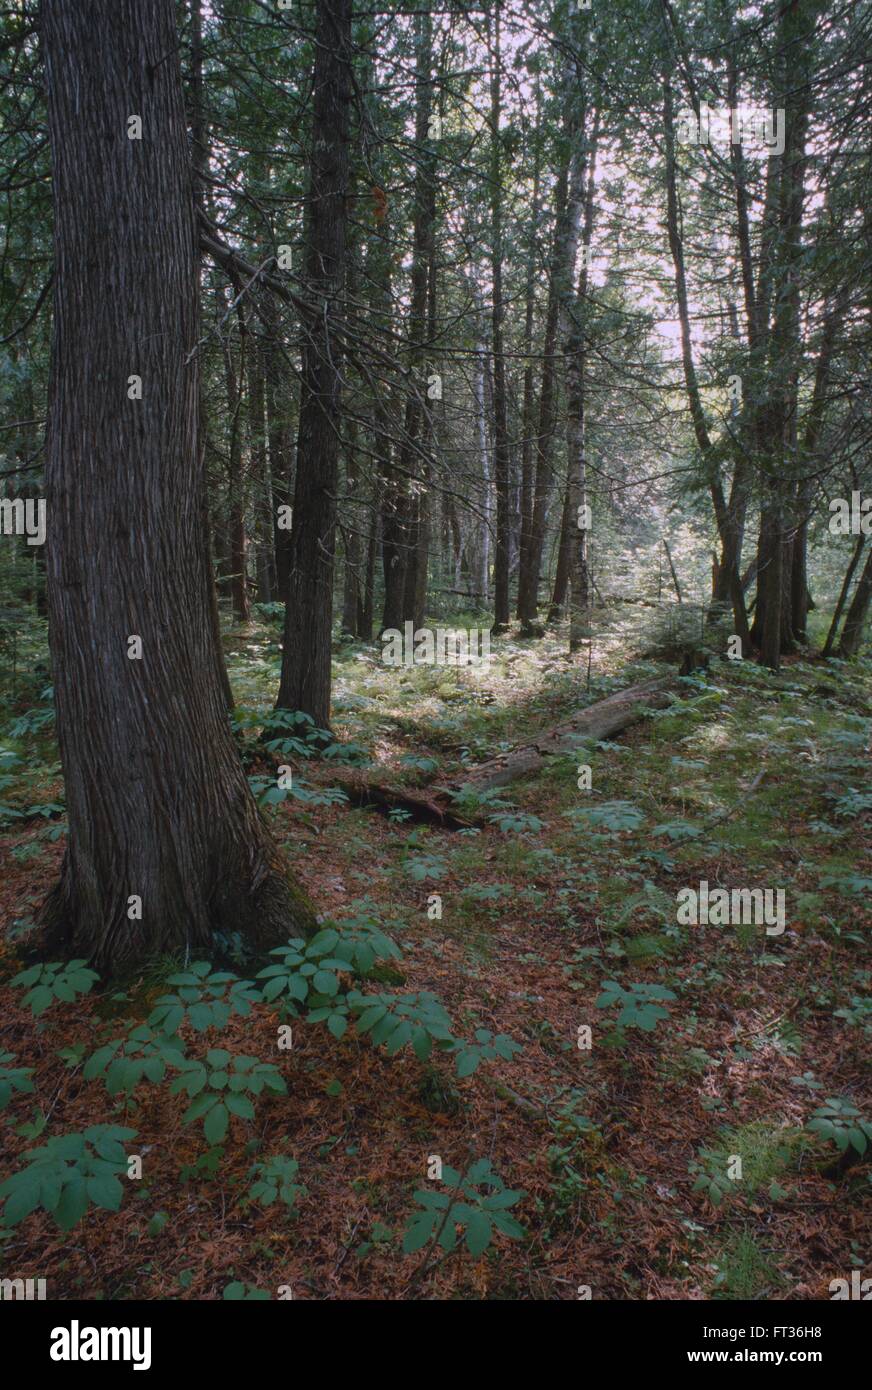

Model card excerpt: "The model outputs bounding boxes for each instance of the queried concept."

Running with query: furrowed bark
[276,0,353,726]
[40,0,318,973]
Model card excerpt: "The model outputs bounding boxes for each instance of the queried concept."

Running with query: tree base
[37,849,319,975]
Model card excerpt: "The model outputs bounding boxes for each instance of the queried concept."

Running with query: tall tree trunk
[189,0,233,709]
[39,0,317,972]
[413,242,438,630]
[790,286,848,640]
[263,301,295,604]
[404,245,436,631]
[340,247,364,636]
[837,546,872,659]
[662,72,749,650]
[359,484,378,640]
[341,439,362,636]
[382,7,435,633]
[276,0,353,724]
[224,301,250,623]
[548,483,574,621]
[559,107,600,646]
[516,84,542,623]
[749,0,822,666]
[553,105,600,636]
[489,9,510,631]
[823,533,865,658]
[247,321,273,603]
[472,323,491,603]
[370,224,403,635]
[341,420,366,636]
[517,58,587,634]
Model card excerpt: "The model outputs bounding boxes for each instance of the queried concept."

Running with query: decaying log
[440,675,677,794]
[332,675,678,824]
[336,779,476,829]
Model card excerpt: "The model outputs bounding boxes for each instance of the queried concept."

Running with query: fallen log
[441,675,677,795]
[333,674,678,824]
[337,779,476,829]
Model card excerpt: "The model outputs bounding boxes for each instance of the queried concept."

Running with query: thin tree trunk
[662,540,682,603]
[189,0,233,711]
[518,58,587,634]
[383,7,435,633]
[565,108,600,651]
[264,300,295,605]
[224,302,250,623]
[360,486,378,640]
[190,0,233,709]
[824,534,865,657]
[489,9,510,631]
[372,225,403,634]
[247,321,273,603]
[548,483,574,621]
[341,427,362,636]
[341,247,362,635]
[836,545,872,658]
[750,0,820,666]
[791,287,848,639]
[473,327,491,602]
[662,72,749,649]
[516,90,542,623]
[276,0,353,725]
[406,241,437,630]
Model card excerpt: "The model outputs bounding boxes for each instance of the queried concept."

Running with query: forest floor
[0,606,869,1300]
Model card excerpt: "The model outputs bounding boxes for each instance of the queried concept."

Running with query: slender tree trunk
[382,7,435,633]
[276,0,353,725]
[749,0,821,666]
[562,107,600,649]
[489,10,510,631]
[360,486,378,640]
[473,325,491,602]
[518,58,587,634]
[516,84,542,623]
[264,301,295,604]
[39,0,317,972]
[662,73,749,650]
[200,427,234,712]
[341,435,362,636]
[247,322,273,603]
[548,483,574,621]
[371,227,404,635]
[224,303,250,623]
[837,545,872,658]
[189,0,233,709]
[340,250,362,635]
[791,287,848,640]
[823,534,865,657]
[445,495,463,592]
[404,249,437,631]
